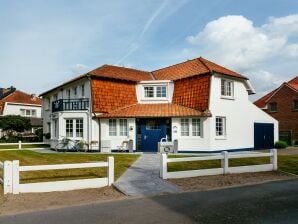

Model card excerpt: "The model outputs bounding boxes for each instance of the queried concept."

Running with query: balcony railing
[52,98,89,112]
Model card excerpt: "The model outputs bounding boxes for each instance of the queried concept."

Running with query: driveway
[1,179,297,224]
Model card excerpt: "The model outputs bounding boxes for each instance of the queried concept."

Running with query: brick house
[0,87,42,137]
[40,57,277,152]
[254,76,298,145]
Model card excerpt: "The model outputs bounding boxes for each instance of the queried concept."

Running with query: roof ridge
[287,75,298,84]
[197,57,212,73]
[151,57,200,73]
[103,64,149,73]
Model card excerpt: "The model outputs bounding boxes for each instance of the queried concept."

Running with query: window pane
[295,100,298,110]
[109,119,117,136]
[181,119,189,136]
[119,119,128,136]
[192,118,200,136]
[216,117,225,136]
[26,110,31,116]
[156,86,167,97]
[31,110,36,117]
[221,79,233,97]
[144,86,154,98]
[66,119,73,137]
[76,119,83,138]
[146,120,160,130]
[269,102,277,112]
[81,85,85,97]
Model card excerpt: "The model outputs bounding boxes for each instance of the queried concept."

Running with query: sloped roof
[152,57,247,81]
[40,56,248,96]
[254,75,298,108]
[89,65,152,82]
[0,90,42,106]
[97,103,211,118]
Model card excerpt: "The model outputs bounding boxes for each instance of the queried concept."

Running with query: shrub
[274,141,288,149]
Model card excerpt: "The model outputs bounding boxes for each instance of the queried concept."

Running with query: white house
[0,87,42,136]
[40,57,278,152]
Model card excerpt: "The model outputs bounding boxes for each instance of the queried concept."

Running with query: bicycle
[55,137,89,152]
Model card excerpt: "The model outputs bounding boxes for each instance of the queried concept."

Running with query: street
[0,179,297,224]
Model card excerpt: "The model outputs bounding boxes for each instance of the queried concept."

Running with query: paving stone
[114,153,182,196]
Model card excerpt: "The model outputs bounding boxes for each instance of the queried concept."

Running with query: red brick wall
[172,74,211,111]
[264,85,298,140]
[91,78,137,113]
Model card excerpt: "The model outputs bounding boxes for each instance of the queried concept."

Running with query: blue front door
[139,119,167,152]
[254,123,274,150]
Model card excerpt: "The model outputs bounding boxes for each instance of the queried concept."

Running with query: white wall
[100,118,136,150]
[42,78,92,145]
[136,80,174,104]
[207,74,278,151]
[172,117,211,151]
[3,103,41,118]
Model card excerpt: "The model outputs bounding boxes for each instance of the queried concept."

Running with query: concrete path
[114,153,181,196]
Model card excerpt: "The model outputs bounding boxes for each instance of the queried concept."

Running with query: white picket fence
[0,141,49,150]
[160,149,278,179]
[0,157,114,194]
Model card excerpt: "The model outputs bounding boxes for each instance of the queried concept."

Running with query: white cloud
[185,14,298,99]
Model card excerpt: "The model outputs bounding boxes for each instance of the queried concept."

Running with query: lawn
[0,144,49,149]
[0,150,140,183]
[167,154,298,175]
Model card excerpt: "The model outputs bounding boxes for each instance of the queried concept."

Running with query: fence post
[18,140,22,149]
[3,161,13,194]
[271,149,278,171]
[107,156,114,186]
[160,153,167,179]
[12,160,20,194]
[221,151,229,174]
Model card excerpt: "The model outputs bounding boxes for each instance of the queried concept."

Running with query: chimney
[31,94,37,100]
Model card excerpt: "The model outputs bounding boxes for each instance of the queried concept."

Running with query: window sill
[141,98,168,101]
[215,136,227,140]
[220,96,235,100]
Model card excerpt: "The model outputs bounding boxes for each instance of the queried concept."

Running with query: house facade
[254,76,298,146]
[0,87,42,136]
[40,57,278,152]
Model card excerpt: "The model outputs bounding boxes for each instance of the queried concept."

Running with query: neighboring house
[254,76,298,146]
[40,57,277,152]
[0,87,42,136]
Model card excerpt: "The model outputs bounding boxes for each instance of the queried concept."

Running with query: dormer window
[144,86,154,98]
[143,85,167,99]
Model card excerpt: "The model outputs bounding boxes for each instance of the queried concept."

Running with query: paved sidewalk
[114,153,181,196]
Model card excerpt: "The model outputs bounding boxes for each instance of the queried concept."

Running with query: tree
[0,115,31,133]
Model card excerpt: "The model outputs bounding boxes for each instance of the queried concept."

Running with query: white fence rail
[160,149,277,179]
[0,141,49,150]
[0,157,114,194]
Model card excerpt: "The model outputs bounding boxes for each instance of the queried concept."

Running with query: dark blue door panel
[138,119,167,152]
[254,123,274,150]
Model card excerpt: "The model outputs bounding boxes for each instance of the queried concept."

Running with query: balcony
[52,98,89,112]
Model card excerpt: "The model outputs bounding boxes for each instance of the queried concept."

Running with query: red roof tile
[254,75,298,108]
[152,57,247,81]
[0,90,42,106]
[97,103,211,118]
[92,79,137,113]
[89,65,152,82]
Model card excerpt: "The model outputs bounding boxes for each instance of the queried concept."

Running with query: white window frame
[119,119,128,136]
[215,116,226,138]
[65,118,84,139]
[180,118,202,137]
[75,119,84,138]
[109,119,117,136]
[221,79,234,98]
[20,109,37,117]
[143,85,168,100]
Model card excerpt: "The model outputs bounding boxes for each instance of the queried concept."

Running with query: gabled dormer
[136,80,174,103]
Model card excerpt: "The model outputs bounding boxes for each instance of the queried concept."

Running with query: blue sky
[1,0,298,100]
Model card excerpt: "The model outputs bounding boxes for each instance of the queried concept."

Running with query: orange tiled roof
[89,65,152,82]
[0,90,42,106]
[254,75,298,108]
[152,57,247,81]
[97,103,211,118]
